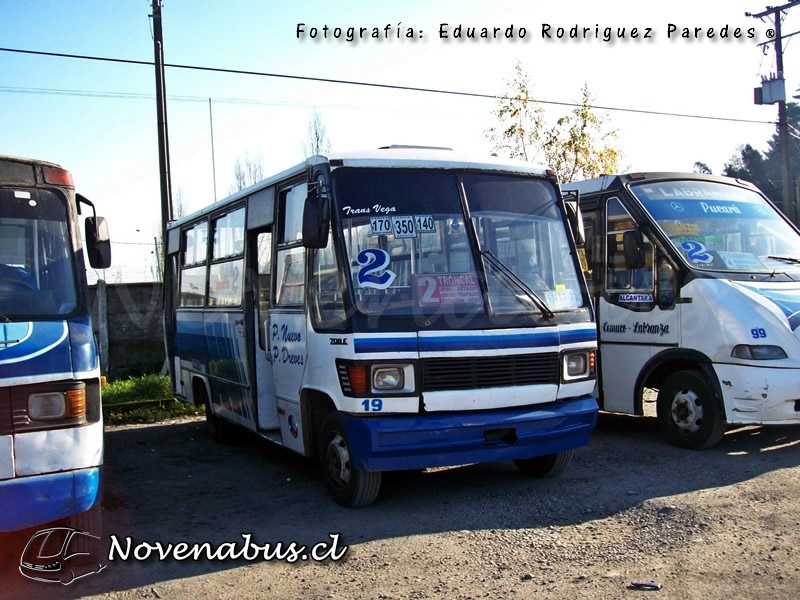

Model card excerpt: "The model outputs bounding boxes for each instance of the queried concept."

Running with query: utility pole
[750,1,800,225]
[151,0,174,244]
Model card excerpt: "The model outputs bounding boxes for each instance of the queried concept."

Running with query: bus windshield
[334,169,583,317]
[631,180,800,274]
[0,188,78,318]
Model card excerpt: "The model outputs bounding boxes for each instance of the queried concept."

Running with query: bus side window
[256,231,272,350]
[274,184,306,307]
[179,221,208,307]
[311,232,346,329]
[605,197,654,293]
[276,248,305,306]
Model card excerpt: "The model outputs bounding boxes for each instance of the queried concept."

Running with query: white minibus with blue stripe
[571,172,800,449]
[0,155,110,532]
[164,146,598,506]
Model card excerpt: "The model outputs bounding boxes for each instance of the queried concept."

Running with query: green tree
[486,63,621,183]
[485,62,546,163]
[723,96,800,211]
[693,161,712,174]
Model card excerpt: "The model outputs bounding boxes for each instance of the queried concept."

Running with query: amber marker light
[66,388,87,419]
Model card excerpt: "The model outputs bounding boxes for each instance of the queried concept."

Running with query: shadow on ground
[3,412,799,598]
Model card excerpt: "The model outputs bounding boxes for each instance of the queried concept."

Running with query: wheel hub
[671,390,703,433]
[325,433,351,486]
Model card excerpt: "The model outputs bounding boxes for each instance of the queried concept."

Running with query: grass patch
[105,399,200,425]
[102,374,173,405]
[102,374,201,424]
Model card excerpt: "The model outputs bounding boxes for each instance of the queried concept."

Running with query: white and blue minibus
[0,155,110,532]
[164,146,598,506]
[571,172,800,448]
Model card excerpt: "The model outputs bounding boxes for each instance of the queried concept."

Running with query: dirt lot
[2,410,800,600]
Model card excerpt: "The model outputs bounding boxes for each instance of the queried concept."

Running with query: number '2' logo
[357,249,396,289]
[680,240,713,264]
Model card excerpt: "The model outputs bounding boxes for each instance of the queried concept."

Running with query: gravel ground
[2,410,800,600]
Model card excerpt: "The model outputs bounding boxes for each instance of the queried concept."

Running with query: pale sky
[1,0,797,282]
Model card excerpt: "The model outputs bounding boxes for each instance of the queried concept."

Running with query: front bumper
[343,395,598,471]
[715,363,800,425]
[0,467,101,532]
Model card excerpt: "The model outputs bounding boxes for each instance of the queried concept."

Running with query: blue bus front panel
[343,395,598,471]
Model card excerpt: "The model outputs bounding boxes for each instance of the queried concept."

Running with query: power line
[0,46,778,126]
[0,85,347,108]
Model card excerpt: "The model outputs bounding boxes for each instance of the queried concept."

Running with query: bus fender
[634,349,723,416]
[189,375,212,407]
[300,387,337,457]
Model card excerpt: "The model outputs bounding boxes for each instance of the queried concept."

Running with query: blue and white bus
[164,146,598,506]
[0,155,110,532]
[572,172,800,449]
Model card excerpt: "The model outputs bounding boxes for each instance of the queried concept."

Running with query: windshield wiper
[481,250,555,320]
[767,255,800,265]
[0,314,10,323]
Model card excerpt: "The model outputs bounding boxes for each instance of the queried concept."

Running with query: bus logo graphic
[19,526,105,585]
[669,201,684,212]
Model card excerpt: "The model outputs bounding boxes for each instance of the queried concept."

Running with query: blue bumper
[344,395,598,471]
[0,467,101,532]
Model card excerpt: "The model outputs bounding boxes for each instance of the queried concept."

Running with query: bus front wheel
[514,449,574,477]
[657,371,726,449]
[318,412,381,508]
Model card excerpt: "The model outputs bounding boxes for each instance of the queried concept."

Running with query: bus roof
[170,146,551,228]
[0,155,69,187]
[564,172,760,197]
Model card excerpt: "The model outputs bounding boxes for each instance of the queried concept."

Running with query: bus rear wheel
[514,449,574,477]
[318,412,381,507]
[657,371,726,449]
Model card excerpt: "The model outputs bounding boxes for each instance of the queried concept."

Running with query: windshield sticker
[717,251,765,271]
[414,274,481,306]
[356,249,397,289]
[414,215,436,233]
[618,293,654,303]
[391,215,417,238]
[543,289,581,310]
[369,216,393,236]
[679,240,714,264]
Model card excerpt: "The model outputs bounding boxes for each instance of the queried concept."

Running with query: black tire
[514,449,574,477]
[202,389,236,444]
[657,371,726,449]
[318,412,381,507]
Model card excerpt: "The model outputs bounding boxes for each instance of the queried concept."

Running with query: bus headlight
[562,351,596,381]
[372,367,405,391]
[28,392,66,420]
[28,388,87,421]
[338,361,415,396]
[731,345,787,360]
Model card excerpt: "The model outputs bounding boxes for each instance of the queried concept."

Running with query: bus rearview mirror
[623,229,645,270]
[85,216,112,269]
[562,192,585,247]
[302,182,330,249]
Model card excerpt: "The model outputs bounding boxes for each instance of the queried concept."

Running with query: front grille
[0,388,11,435]
[421,353,559,392]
